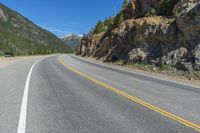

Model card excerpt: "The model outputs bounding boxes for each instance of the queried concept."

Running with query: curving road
[0,54,200,133]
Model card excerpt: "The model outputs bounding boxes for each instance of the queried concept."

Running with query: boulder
[161,47,188,65]
[128,48,147,63]
[176,61,193,71]
[193,44,200,70]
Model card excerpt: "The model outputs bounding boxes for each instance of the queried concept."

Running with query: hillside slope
[0,3,71,55]
[76,0,200,73]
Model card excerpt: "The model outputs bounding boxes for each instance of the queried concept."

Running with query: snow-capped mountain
[61,34,83,49]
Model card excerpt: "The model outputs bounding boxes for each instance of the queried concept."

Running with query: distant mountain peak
[61,34,83,39]
[61,34,83,49]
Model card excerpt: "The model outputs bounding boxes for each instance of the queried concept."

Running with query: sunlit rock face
[76,0,200,71]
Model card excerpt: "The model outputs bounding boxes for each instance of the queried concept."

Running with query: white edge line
[17,55,57,133]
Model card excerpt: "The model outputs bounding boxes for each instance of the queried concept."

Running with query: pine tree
[115,13,124,26]
[122,0,129,10]
[104,17,114,30]
[94,21,104,34]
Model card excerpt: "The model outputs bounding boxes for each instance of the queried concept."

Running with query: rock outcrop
[76,0,200,71]
[194,44,200,70]
[0,8,7,22]
[127,17,178,63]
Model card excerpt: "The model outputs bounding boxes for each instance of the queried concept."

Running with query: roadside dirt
[0,56,40,68]
[78,56,200,87]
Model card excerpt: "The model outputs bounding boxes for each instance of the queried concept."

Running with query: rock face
[176,2,200,48]
[76,0,200,71]
[161,47,188,65]
[175,1,200,70]
[194,44,200,70]
[76,32,104,56]
[127,17,178,63]
[128,48,147,63]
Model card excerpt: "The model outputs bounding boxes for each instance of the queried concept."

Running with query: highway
[0,54,200,133]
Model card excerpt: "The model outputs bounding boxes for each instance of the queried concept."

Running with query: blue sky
[0,0,123,37]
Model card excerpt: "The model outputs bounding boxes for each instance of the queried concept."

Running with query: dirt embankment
[0,56,40,68]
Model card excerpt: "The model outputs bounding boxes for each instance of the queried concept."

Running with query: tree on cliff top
[113,13,124,27]
[122,0,129,10]
[104,17,114,30]
[93,21,105,34]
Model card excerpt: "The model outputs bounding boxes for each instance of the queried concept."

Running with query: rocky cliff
[76,0,200,72]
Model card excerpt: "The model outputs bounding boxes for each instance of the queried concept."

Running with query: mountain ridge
[61,34,83,38]
[0,3,71,55]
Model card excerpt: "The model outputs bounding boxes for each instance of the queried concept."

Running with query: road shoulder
[0,56,42,68]
[70,54,200,87]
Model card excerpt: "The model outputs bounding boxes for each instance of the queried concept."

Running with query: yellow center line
[59,59,200,132]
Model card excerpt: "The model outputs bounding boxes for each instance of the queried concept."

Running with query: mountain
[0,3,71,55]
[61,34,82,49]
[76,0,200,72]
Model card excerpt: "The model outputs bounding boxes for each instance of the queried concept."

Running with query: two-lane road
[0,54,200,133]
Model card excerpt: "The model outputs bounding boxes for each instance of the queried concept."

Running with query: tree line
[93,0,129,34]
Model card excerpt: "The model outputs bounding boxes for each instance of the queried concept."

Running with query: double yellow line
[59,60,200,132]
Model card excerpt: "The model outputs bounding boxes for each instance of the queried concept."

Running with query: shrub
[0,50,4,56]
[145,8,157,17]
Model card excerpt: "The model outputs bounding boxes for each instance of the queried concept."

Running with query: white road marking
[17,55,55,133]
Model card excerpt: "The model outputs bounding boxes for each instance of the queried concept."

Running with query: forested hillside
[0,3,71,55]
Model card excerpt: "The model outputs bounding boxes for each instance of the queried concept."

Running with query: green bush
[0,50,4,56]
[145,8,157,17]
[122,0,129,11]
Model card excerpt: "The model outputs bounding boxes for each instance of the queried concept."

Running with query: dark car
[4,52,15,57]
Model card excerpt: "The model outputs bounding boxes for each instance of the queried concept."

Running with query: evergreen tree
[114,13,124,26]
[94,21,105,34]
[119,13,124,24]
[122,0,129,10]
[104,17,114,30]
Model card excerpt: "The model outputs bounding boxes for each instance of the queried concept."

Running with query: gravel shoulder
[0,56,41,68]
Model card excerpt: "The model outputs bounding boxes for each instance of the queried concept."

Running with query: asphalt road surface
[0,54,200,133]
